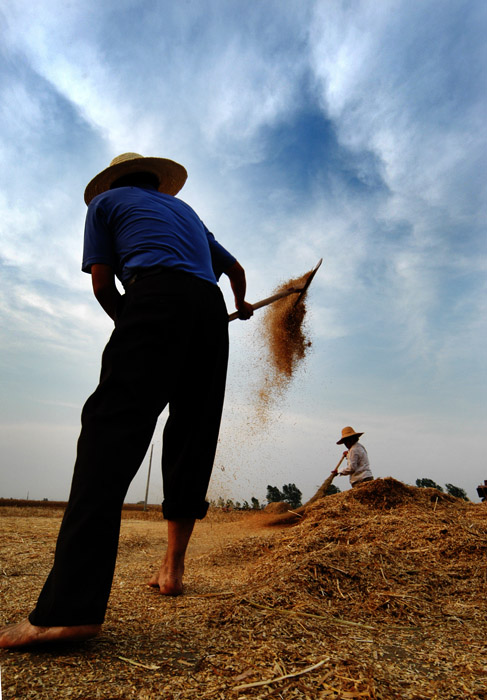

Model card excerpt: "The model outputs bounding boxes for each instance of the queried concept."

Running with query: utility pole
[143,444,154,512]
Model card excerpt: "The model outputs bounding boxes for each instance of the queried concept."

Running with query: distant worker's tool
[305,454,346,507]
[264,453,346,527]
[228,258,323,322]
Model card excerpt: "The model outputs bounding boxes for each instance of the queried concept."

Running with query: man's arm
[91,264,122,322]
[336,450,353,476]
[223,261,253,320]
[340,446,361,476]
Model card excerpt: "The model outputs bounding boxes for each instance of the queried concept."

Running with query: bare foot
[0,619,101,649]
[147,559,184,596]
[147,519,194,596]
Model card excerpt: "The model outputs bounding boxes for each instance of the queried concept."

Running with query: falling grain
[256,269,313,419]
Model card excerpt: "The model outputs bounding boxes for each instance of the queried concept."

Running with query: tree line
[211,477,470,511]
[415,479,468,500]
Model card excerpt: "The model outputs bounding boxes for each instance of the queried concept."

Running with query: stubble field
[0,479,486,700]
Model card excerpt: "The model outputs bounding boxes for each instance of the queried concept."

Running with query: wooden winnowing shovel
[304,454,346,507]
[264,454,346,527]
[228,258,323,322]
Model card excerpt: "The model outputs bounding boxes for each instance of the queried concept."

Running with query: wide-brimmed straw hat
[84,152,188,205]
[336,426,364,445]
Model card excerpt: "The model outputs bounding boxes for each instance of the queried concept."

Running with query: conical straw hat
[84,152,187,204]
[336,426,364,445]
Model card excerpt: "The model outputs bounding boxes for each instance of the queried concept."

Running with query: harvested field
[1,479,486,699]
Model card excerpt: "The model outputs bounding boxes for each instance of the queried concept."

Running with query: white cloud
[309,1,485,213]
[0,0,484,504]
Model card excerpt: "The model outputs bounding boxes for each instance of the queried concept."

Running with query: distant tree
[445,484,469,501]
[326,484,341,495]
[225,499,235,509]
[416,478,443,492]
[281,483,302,509]
[241,500,250,510]
[251,497,261,510]
[266,485,284,503]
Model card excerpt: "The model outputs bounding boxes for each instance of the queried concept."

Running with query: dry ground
[0,479,486,699]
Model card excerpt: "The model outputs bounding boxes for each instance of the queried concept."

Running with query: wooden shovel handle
[228,286,302,322]
[228,257,323,322]
[332,454,346,473]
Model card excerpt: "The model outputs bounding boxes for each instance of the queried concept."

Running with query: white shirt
[339,442,373,485]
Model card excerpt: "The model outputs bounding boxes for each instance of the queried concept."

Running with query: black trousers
[29,270,229,626]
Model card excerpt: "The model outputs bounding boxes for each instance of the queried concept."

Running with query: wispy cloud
[0,0,485,500]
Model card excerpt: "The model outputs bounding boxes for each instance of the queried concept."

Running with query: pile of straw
[1,479,485,699]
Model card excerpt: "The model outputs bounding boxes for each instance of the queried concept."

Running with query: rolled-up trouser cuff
[162,499,209,520]
[28,609,105,627]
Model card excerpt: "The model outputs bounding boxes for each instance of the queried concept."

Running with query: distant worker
[332,426,373,487]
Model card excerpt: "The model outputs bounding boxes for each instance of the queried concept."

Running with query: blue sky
[0,0,485,504]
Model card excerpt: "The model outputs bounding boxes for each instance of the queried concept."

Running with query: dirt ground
[0,480,486,699]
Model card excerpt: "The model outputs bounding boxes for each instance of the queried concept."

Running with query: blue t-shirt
[82,185,236,287]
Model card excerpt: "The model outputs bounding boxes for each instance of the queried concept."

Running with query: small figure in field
[0,153,253,649]
[332,426,373,487]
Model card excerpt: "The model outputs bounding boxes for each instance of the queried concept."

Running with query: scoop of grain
[256,269,312,418]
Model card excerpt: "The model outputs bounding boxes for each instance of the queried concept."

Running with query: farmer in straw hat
[332,426,374,487]
[0,153,253,648]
